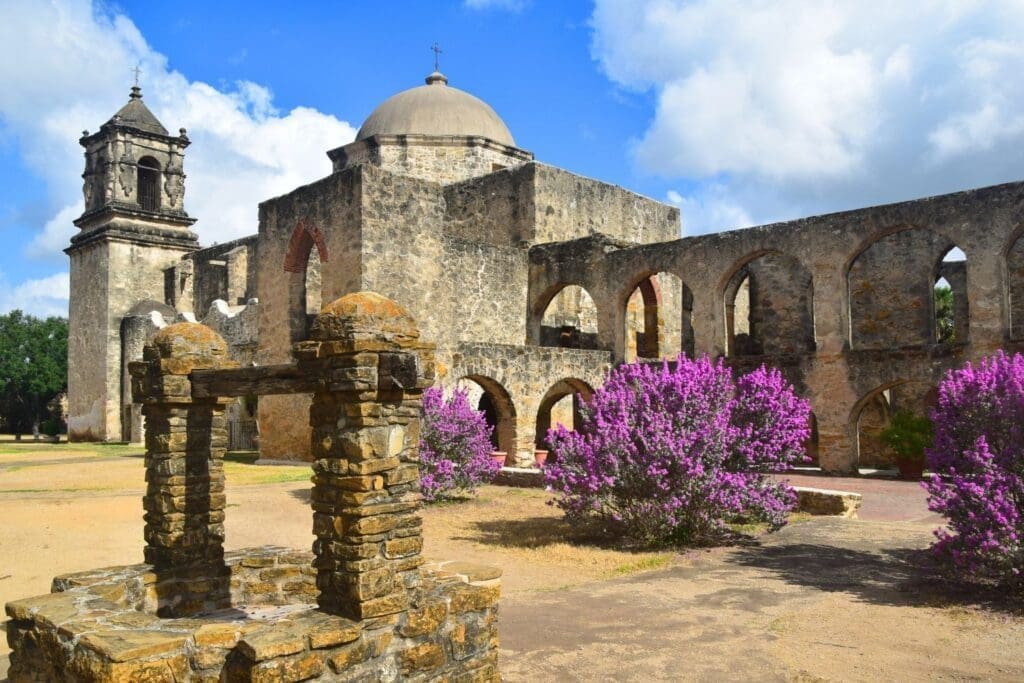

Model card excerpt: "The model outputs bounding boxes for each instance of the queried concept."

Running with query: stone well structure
[6,293,501,682]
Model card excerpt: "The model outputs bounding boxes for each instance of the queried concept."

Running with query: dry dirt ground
[0,441,1022,681]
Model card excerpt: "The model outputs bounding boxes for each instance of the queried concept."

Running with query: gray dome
[356,72,515,146]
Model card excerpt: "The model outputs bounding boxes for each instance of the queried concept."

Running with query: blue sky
[2,0,1023,316]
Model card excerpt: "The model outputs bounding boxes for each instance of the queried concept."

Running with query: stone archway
[456,375,518,457]
[723,251,814,357]
[534,378,594,457]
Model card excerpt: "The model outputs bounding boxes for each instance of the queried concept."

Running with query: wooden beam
[190,364,319,398]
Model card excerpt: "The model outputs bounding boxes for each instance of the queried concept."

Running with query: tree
[0,311,68,436]
[934,284,955,344]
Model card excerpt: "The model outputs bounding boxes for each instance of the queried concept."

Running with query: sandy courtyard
[1,442,1021,681]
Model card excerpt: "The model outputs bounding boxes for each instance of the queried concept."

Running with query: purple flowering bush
[924,351,1024,587]
[419,386,501,502]
[544,356,810,545]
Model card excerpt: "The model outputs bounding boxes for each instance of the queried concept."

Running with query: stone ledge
[493,466,544,488]
[794,486,862,518]
[6,547,501,682]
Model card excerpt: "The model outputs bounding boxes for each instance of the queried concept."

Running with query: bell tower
[66,86,199,441]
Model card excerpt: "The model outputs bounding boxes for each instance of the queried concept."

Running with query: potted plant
[880,410,933,480]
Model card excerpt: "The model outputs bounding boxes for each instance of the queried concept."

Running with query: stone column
[129,322,236,616]
[300,292,434,621]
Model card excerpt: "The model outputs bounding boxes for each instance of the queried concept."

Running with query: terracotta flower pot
[897,459,925,480]
[490,451,507,467]
[534,449,548,468]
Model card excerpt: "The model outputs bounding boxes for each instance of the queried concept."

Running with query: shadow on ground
[727,524,1024,614]
[289,488,312,503]
[458,516,751,554]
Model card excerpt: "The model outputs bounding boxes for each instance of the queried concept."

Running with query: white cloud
[591,0,1024,231]
[666,185,754,235]
[0,0,357,261]
[0,272,70,318]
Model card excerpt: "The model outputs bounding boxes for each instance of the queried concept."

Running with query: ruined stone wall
[201,300,259,367]
[188,235,258,311]
[255,170,364,460]
[531,163,679,245]
[357,166,451,349]
[528,181,1024,472]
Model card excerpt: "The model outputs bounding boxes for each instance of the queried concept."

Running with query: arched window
[848,228,963,349]
[137,156,161,211]
[724,252,814,356]
[623,272,692,362]
[933,247,967,345]
[538,285,599,349]
[284,221,328,341]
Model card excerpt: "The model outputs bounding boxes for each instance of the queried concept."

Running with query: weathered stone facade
[66,74,1024,473]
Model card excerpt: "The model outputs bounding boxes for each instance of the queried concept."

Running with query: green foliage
[0,311,68,435]
[880,410,933,463]
[934,284,955,344]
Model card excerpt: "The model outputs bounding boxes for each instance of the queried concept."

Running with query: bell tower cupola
[73,85,197,248]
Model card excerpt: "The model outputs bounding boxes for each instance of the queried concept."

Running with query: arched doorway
[456,375,517,457]
[852,382,933,472]
[534,379,594,458]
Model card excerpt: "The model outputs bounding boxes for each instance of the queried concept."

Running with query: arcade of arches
[527,184,1024,473]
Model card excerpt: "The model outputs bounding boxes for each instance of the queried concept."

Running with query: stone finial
[309,291,421,349]
[145,322,231,377]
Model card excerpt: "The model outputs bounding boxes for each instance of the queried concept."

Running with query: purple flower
[543,356,809,545]
[419,386,501,501]
[924,351,1024,588]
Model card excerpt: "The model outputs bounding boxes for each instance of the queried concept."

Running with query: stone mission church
[67,71,1024,473]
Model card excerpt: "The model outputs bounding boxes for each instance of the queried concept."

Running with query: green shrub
[880,410,933,462]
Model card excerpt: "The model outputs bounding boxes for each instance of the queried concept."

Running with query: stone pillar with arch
[299,292,435,620]
[5,292,502,682]
[130,321,237,616]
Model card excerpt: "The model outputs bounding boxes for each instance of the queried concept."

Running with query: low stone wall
[493,467,545,488]
[6,547,500,682]
[492,472,864,520]
[794,486,862,518]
